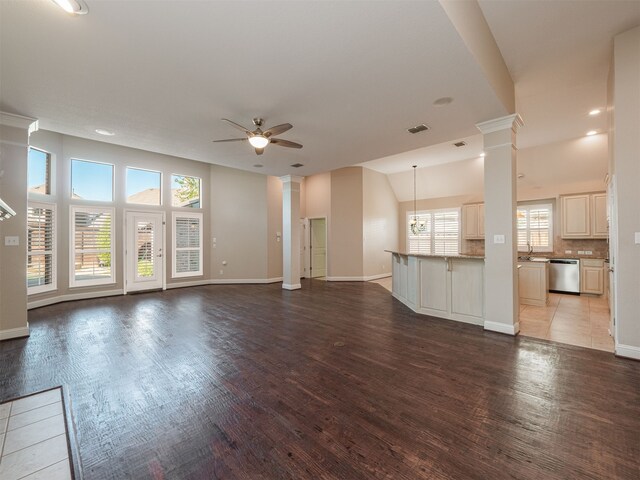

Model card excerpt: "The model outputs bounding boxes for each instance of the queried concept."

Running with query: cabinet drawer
[582,259,604,267]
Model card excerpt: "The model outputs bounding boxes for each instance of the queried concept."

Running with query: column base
[484,320,520,336]
[282,283,302,291]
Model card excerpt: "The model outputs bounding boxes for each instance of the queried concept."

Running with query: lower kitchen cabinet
[519,261,549,306]
[581,259,605,295]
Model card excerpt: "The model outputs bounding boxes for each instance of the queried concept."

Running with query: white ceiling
[0,0,508,177]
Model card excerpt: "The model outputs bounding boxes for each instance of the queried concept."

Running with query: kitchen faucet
[527,242,533,256]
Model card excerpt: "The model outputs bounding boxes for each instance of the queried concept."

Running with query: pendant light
[410,165,426,235]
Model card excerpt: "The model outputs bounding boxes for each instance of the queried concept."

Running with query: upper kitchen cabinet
[462,203,484,239]
[560,192,607,239]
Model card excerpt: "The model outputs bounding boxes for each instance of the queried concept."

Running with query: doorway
[125,211,165,292]
[309,218,327,278]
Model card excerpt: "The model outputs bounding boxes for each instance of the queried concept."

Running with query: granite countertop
[386,250,485,260]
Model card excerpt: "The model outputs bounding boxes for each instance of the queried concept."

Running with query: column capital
[0,112,38,134]
[279,175,304,184]
[475,114,524,135]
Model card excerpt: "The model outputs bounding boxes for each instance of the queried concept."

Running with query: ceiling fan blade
[221,118,251,134]
[212,138,248,143]
[255,147,264,155]
[263,123,293,137]
[270,138,303,149]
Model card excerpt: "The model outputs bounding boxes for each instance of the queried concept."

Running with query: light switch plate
[494,234,505,244]
[4,236,18,246]
[585,250,592,255]
[565,250,572,254]
[635,232,640,244]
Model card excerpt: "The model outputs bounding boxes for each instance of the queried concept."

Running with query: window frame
[27,201,57,295]
[407,208,461,256]
[70,158,115,203]
[27,146,54,198]
[69,205,116,288]
[170,173,202,209]
[125,166,163,206]
[172,211,203,278]
[517,203,554,253]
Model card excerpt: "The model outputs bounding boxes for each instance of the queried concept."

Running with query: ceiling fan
[213,118,303,155]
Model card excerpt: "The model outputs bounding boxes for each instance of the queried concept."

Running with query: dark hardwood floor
[1,279,639,479]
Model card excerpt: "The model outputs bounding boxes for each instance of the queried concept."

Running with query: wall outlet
[565,250,572,254]
[219,269,223,275]
[494,234,505,244]
[4,236,18,246]
[578,250,585,255]
[585,250,593,255]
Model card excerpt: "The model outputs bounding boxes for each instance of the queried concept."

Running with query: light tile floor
[519,293,614,351]
[370,278,613,352]
[0,389,72,480]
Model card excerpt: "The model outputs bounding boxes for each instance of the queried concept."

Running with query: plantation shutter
[71,207,115,286]
[27,203,55,292]
[517,204,553,252]
[517,208,529,251]
[407,213,431,254]
[173,213,203,277]
[433,210,460,255]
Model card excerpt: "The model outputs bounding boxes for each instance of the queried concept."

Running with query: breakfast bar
[388,251,486,326]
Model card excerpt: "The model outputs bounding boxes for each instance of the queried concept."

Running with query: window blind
[517,204,553,252]
[71,207,115,286]
[173,213,203,277]
[407,209,460,255]
[27,203,56,293]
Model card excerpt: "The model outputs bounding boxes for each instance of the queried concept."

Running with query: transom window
[71,159,114,202]
[126,167,161,205]
[171,174,201,208]
[407,208,460,255]
[28,147,52,195]
[517,204,553,252]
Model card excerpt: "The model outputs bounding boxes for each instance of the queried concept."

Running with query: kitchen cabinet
[560,192,607,239]
[462,203,484,239]
[581,259,604,295]
[518,261,549,306]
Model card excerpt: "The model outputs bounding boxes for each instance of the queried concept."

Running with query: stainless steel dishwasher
[549,259,580,294]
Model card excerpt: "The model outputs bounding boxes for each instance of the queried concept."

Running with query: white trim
[615,343,640,361]
[166,279,211,289]
[327,274,392,282]
[485,320,520,336]
[27,201,57,295]
[364,273,392,281]
[0,111,37,130]
[282,283,302,290]
[210,277,283,285]
[123,210,165,293]
[69,205,116,288]
[171,211,204,278]
[279,175,303,184]
[0,139,28,147]
[0,324,30,340]
[475,113,524,135]
[28,290,124,309]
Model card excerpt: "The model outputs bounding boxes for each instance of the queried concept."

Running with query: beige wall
[362,168,398,277]
[0,123,30,335]
[610,26,640,356]
[329,168,363,278]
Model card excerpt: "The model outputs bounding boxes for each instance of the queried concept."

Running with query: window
[27,202,56,294]
[407,208,460,255]
[517,204,553,252]
[172,212,203,278]
[70,206,115,287]
[171,174,201,208]
[71,159,113,202]
[28,147,52,195]
[126,167,161,205]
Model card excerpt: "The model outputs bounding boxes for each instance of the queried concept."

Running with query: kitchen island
[387,251,485,326]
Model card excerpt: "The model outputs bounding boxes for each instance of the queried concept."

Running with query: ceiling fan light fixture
[248,135,269,149]
[51,0,89,15]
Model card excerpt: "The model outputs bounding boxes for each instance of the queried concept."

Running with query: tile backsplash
[461,237,608,258]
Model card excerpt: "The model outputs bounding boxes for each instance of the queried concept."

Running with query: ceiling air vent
[453,141,467,147]
[407,124,430,134]
[290,163,304,168]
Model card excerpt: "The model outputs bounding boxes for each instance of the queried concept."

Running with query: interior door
[126,211,164,292]
[310,218,327,278]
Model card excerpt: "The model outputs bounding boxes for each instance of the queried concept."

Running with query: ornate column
[476,114,524,335]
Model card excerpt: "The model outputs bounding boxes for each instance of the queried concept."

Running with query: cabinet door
[462,204,479,239]
[581,266,604,294]
[478,204,485,237]
[592,193,608,238]
[561,194,591,238]
[519,264,547,305]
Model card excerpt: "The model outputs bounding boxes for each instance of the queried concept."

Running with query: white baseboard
[282,283,302,290]
[484,320,520,336]
[0,324,30,340]
[615,343,640,361]
[28,290,124,310]
[364,273,392,281]
[166,279,211,289]
[209,277,283,285]
[326,276,365,281]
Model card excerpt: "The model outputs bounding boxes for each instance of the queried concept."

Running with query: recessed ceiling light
[433,97,454,106]
[51,0,89,15]
[479,152,486,158]
[588,109,601,116]
[586,130,598,136]
[453,141,467,148]
[95,128,115,136]
[253,164,263,168]
[290,163,304,168]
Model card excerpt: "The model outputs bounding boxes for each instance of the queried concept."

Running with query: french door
[125,211,164,292]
